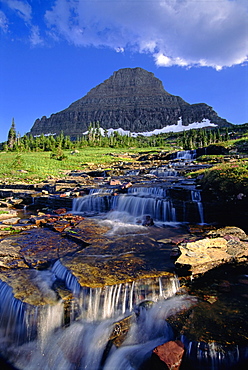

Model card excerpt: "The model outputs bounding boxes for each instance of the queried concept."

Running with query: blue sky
[0,0,247,143]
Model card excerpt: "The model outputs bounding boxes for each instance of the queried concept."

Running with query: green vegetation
[1,121,248,189]
[189,160,248,199]
[176,127,230,150]
[0,148,157,183]
[1,121,232,153]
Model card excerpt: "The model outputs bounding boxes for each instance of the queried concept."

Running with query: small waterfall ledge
[72,185,205,225]
[0,270,193,369]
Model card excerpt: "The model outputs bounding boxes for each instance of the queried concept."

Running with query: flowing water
[0,150,247,369]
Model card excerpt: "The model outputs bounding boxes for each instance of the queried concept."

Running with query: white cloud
[30,25,43,46]
[0,10,8,32]
[2,0,248,69]
[3,0,32,22]
[2,0,44,44]
[44,0,248,69]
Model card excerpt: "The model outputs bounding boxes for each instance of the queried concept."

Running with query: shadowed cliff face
[30,67,229,138]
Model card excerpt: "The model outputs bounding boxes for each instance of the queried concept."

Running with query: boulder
[175,233,248,276]
[151,340,184,370]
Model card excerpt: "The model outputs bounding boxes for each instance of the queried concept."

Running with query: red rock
[109,179,122,186]
[53,208,67,215]
[152,340,184,370]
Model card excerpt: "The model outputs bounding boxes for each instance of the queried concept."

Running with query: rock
[207,226,247,240]
[109,179,122,186]
[121,181,132,189]
[151,340,184,370]
[0,238,24,269]
[0,269,59,305]
[2,217,20,225]
[175,223,248,276]
[53,208,67,215]
[29,68,230,138]
[142,215,154,226]
[6,228,81,269]
[0,209,18,220]
[175,236,247,276]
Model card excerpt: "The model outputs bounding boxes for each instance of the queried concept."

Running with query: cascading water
[73,185,205,225]
[176,149,197,160]
[52,260,180,321]
[73,186,177,223]
[191,189,205,224]
[0,270,198,370]
[149,167,178,177]
[180,338,248,370]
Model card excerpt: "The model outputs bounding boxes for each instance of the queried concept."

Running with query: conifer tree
[7,118,17,149]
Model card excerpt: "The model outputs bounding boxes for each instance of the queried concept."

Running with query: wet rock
[0,269,58,305]
[0,238,25,269]
[109,314,135,346]
[5,228,81,269]
[53,208,67,215]
[142,215,154,227]
[109,179,122,186]
[151,340,184,370]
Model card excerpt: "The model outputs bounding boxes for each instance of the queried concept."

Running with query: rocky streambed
[0,150,247,369]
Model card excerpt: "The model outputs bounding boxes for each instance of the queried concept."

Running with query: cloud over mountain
[1,0,248,69]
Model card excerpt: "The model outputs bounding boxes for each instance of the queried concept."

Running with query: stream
[0,150,247,369]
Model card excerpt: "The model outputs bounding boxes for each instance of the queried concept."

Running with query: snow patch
[84,118,217,138]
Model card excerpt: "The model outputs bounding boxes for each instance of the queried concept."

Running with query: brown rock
[109,179,122,186]
[2,217,20,225]
[53,208,67,215]
[207,226,247,240]
[152,340,184,370]
[0,209,18,220]
[176,234,248,276]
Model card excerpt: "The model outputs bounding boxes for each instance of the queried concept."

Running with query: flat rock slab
[2,217,20,225]
[176,229,248,276]
[0,209,18,220]
[0,228,81,269]
[0,269,58,306]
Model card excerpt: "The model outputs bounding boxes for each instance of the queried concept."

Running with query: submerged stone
[0,269,58,305]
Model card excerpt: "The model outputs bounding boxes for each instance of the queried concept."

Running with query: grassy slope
[0,147,160,183]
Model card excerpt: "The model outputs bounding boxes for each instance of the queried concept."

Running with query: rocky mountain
[30,67,230,138]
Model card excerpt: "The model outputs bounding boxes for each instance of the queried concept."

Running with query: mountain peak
[30,68,230,138]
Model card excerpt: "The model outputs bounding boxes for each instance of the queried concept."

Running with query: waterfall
[149,167,178,177]
[0,272,188,370]
[72,184,207,226]
[1,271,246,369]
[0,280,28,343]
[89,188,114,195]
[72,186,177,223]
[72,194,113,214]
[128,186,168,198]
[191,189,205,224]
[51,263,180,321]
[176,149,197,160]
[181,338,248,370]
[115,194,176,222]
[52,260,81,294]
[77,275,180,321]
